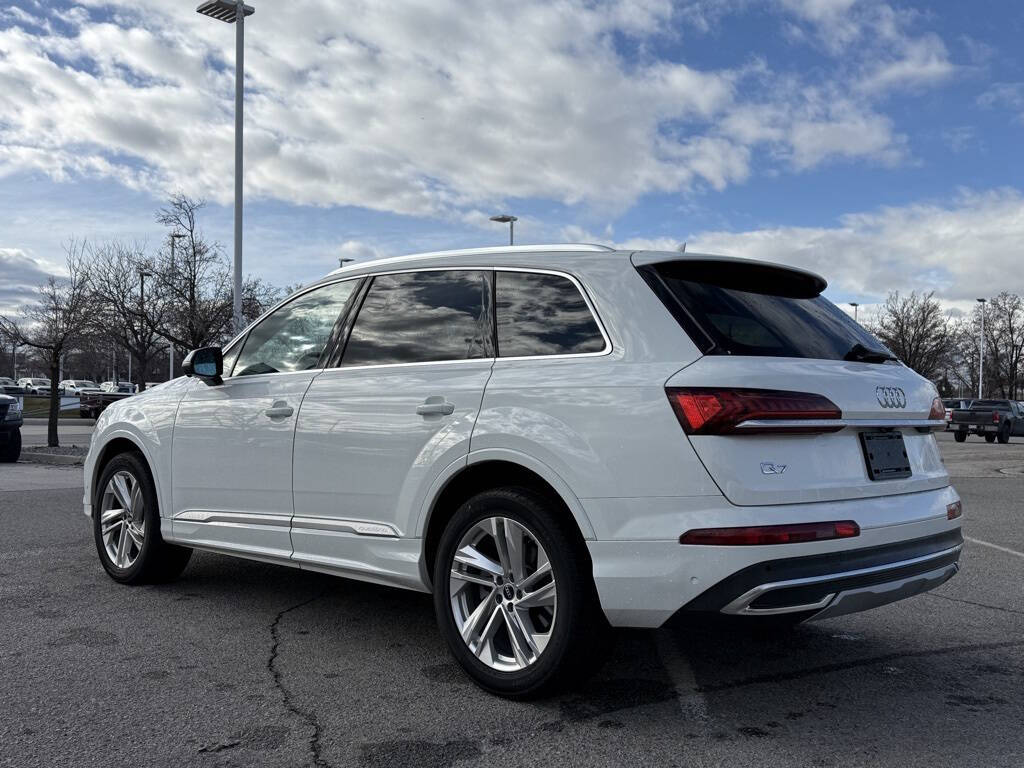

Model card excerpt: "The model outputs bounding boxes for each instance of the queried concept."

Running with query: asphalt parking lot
[1,432,1022,768]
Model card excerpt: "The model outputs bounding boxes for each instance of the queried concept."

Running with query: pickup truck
[79,388,133,419]
[951,399,1024,443]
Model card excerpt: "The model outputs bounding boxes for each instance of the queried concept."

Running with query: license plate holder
[860,431,912,481]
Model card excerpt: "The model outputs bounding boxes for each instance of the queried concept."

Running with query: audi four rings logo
[876,386,907,408]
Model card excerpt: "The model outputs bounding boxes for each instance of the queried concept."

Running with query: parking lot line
[966,536,1024,560]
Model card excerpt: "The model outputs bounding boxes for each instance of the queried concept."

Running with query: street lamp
[137,269,154,389]
[168,232,185,379]
[489,214,518,245]
[849,302,859,322]
[338,257,355,269]
[197,0,255,333]
[977,298,987,399]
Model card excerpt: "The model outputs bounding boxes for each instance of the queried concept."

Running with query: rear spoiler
[630,251,827,297]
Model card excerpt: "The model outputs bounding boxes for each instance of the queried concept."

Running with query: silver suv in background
[84,244,961,697]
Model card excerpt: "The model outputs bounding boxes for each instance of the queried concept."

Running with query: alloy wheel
[99,470,146,569]
[449,516,557,672]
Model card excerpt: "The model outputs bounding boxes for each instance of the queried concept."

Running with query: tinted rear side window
[496,271,606,357]
[342,270,492,366]
[646,261,887,361]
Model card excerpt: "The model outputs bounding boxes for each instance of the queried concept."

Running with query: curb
[19,451,85,466]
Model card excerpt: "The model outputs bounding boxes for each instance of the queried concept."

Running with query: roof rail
[328,243,616,274]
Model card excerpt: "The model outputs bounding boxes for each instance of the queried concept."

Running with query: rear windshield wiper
[843,343,898,363]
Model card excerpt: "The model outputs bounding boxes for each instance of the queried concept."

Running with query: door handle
[416,399,455,416]
[264,402,294,419]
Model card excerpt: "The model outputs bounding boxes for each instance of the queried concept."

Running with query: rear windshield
[642,260,888,361]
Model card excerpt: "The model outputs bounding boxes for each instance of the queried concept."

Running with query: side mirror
[182,346,223,385]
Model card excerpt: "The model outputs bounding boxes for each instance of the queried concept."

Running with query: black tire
[93,451,192,584]
[0,429,21,462]
[954,430,967,443]
[433,487,607,699]
[985,433,996,443]
[998,423,1011,444]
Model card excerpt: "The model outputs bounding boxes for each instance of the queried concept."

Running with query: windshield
[642,261,891,361]
[971,400,1010,410]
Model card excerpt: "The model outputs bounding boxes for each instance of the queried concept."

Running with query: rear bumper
[585,485,962,627]
[684,529,961,619]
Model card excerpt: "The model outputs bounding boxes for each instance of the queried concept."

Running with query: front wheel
[954,431,967,443]
[433,488,606,698]
[93,452,192,584]
[998,423,1011,444]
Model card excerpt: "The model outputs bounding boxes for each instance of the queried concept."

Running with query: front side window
[233,280,357,376]
[341,271,492,366]
[495,271,606,357]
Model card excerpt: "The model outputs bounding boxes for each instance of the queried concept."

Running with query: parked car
[0,393,23,462]
[942,398,972,430]
[99,381,137,394]
[80,388,134,419]
[59,379,101,396]
[84,244,962,697]
[951,399,1024,443]
[17,377,51,395]
[0,377,22,395]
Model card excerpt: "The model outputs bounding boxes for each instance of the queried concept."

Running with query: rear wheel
[433,487,606,698]
[954,430,967,443]
[93,452,192,584]
[985,433,996,443]
[0,429,21,462]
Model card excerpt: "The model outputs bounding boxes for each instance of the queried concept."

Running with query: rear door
[290,269,494,575]
[640,256,948,506]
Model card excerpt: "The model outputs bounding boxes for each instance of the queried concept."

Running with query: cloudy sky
[1,0,1022,317]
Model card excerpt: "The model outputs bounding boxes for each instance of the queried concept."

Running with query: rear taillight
[928,397,944,420]
[679,521,860,546]
[946,501,962,520]
[993,412,1001,424]
[665,388,842,435]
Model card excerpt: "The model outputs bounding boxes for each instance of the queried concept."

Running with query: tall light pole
[849,302,859,322]
[197,0,255,333]
[138,269,153,390]
[490,214,518,245]
[977,298,987,399]
[338,257,355,269]
[168,232,185,379]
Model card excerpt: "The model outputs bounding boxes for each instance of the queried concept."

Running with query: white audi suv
[84,244,962,697]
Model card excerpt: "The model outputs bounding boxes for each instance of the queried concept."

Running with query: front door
[170,278,360,560]
[291,269,494,579]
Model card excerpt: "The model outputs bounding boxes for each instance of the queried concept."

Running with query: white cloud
[0,0,937,219]
[978,82,1024,122]
[686,189,1024,303]
[559,189,1024,306]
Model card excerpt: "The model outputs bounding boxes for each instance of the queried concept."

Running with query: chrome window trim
[720,543,962,616]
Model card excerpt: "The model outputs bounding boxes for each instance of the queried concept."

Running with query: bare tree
[148,193,281,353]
[85,240,166,393]
[984,292,1024,399]
[870,291,951,380]
[0,242,93,446]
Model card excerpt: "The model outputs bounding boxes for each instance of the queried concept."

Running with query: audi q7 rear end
[582,252,961,629]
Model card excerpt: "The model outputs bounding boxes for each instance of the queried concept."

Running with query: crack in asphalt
[268,592,331,768]
[925,592,1024,616]
[695,639,1024,692]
